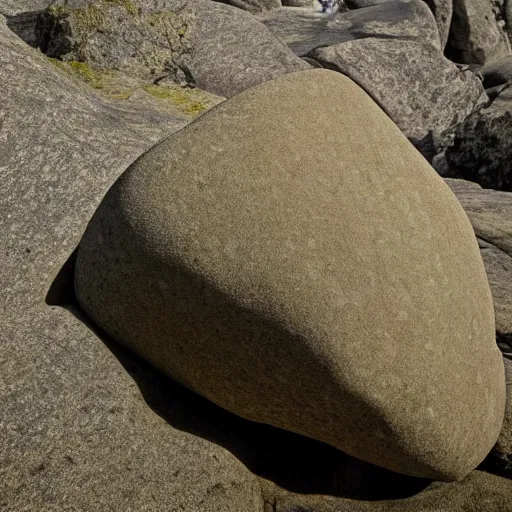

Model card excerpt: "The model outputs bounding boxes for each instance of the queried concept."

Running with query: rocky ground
[2,0,512,510]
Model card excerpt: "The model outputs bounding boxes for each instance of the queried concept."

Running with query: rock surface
[35,0,309,98]
[420,0,452,48]
[442,86,512,191]
[447,0,511,65]
[481,55,512,87]
[261,0,441,55]
[306,37,486,155]
[445,178,512,342]
[75,69,505,481]
[212,0,282,13]
[0,16,263,511]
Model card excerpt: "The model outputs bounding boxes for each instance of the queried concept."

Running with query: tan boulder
[75,69,505,481]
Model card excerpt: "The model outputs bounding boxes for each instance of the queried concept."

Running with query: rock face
[421,0,452,48]
[75,69,505,481]
[445,178,512,343]
[35,0,309,97]
[262,0,441,55]
[212,0,282,13]
[306,36,486,155]
[0,15,263,511]
[443,86,512,191]
[481,55,512,87]
[446,0,511,65]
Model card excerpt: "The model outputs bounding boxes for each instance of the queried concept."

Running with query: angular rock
[443,86,512,191]
[306,37,486,156]
[75,69,505,481]
[446,0,510,65]
[211,0,281,13]
[0,16,262,511]
[262,0,441,56]
[36,0,309,97]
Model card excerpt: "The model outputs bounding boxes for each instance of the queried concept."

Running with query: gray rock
[282,0,315,6]
[36,0,309,97]
[75,69,505,482]
[443,86,512,191]
[0,0,53,15]
[421,0,452,48]
[0,16,263,511]
[447,0,511,65]
[306,37,486,156]
[481,55,512,87]
[262,0,441,56]
[444,178,512,343]
[211,0,282,13]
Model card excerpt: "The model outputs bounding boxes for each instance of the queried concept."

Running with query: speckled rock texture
[445,178,512,343]
[261,0,441,56]
[75,69,505,482]
[421,0,452,48]
[35,0,309,97]
[211,0,282,13]
[442,86,512,191]
[0,16,263,511]
[446,0,511,64]
[306,36,487,155]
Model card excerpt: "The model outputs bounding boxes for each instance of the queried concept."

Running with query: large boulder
[0,15,263,511]
[75,69,505,481]
[35,0,309,97]
[261,0,441,55]
[306,37,486,156]
[442,86,512,191]
[446,0,510,65]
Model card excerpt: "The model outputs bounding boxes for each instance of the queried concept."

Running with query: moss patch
[48,58,113,89]
[142,84,208,115]
[106,0,138,15]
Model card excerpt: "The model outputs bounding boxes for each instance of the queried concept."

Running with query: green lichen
[47,4,71,18]
[73,3,106,33]
[142,84,208,115]
[48,58,112,89]
[105,0,138,15]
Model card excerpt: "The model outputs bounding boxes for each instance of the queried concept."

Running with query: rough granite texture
[261,0,441,56]
[443,86,512,191]
[75,69,505,481]
[447,0,511,64]
[0,16,263,511]
[306,37,487,155]
[481,55,512,87]
[445,178,512,341]
[420,0,452,48]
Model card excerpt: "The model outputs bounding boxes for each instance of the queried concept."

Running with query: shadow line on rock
[46,249,434,500]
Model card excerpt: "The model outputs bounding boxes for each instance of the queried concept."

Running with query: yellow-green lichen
[105,0,138,15]
[142,84,208,115]
[73,3,106,33]
[48,58,113,89]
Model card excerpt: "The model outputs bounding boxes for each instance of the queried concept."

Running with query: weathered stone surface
[212,0,281,13]
[421,0,452,48]
[306,37,486,155]
[481,55,512,87]
[75,69,505,481]
[444,178,512,342]
[0,0,52,15]
[262,470,512,511]
[262,0,441,56]
[0,17,262,511]
[446,0,511,65]
[443,86,512,191]
[36,0,309,97]
[282,0,315,6]
[186,0,310,97]
[492,358,512,473]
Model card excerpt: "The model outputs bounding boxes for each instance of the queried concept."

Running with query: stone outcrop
[0,15,263,511]
[75,69,505,482]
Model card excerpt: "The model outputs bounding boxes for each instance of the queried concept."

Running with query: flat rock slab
[75,68,504,481]
[261,0,441,56]
[0,17,262,511]
[306,37,486,153]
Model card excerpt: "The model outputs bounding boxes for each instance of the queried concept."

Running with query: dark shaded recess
[5,10,44,48]
[48,250,436,500]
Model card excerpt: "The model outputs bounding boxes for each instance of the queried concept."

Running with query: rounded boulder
[75,69,505,481]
